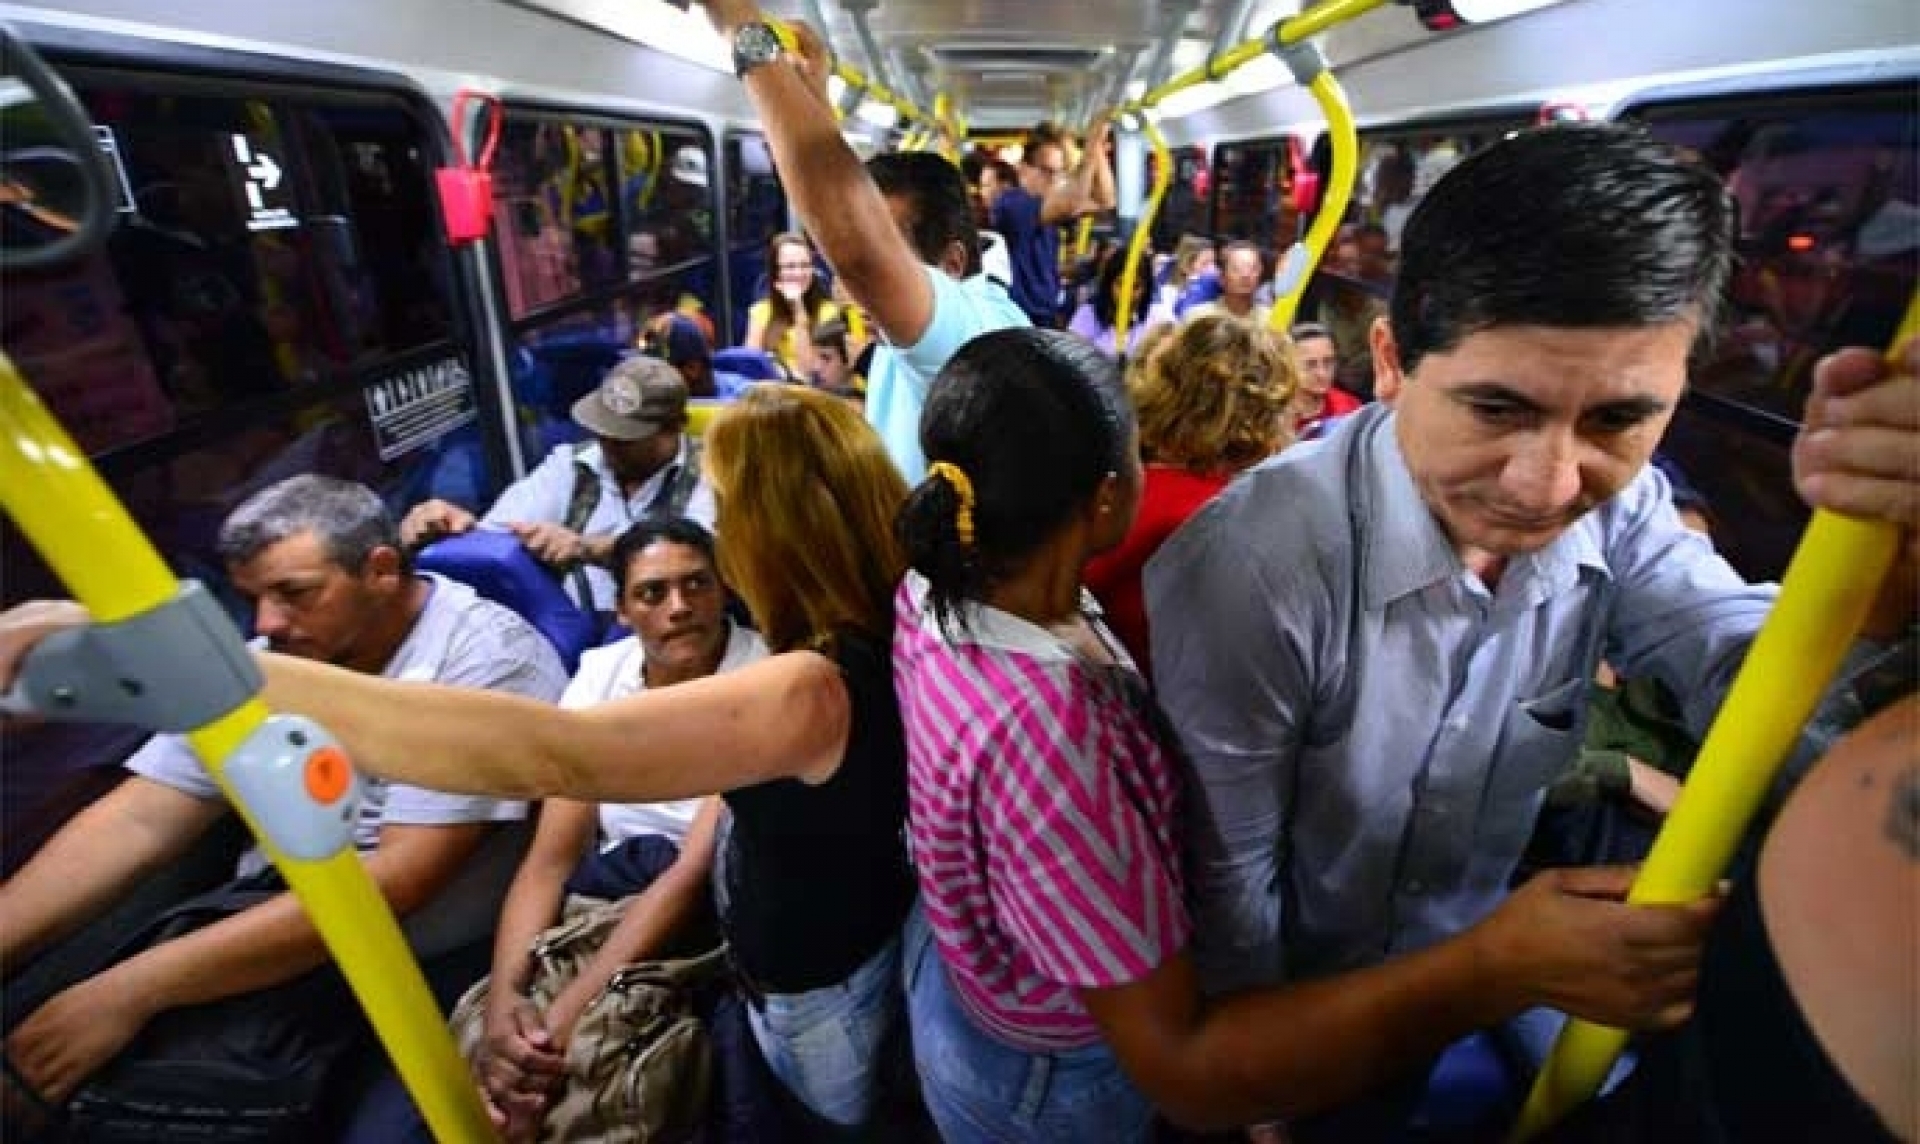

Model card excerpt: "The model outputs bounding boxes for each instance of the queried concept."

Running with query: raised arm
[258,648,850,802]
[1042,119,1114,226]
[700,2,936,346]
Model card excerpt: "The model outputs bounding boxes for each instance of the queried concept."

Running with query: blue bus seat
[713,346,786,381]
[416,530,600,673]
[1410,1031,1519,1137]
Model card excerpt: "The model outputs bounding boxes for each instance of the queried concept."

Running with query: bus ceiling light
[855,99,900,129]
[1410,0,1568,29]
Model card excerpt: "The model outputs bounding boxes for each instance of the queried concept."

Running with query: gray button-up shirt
[1146,403,1777,993]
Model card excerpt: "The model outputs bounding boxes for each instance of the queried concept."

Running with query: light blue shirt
[866,266,1028,484]
[483,436,716,610]
[1146,403,1779,993]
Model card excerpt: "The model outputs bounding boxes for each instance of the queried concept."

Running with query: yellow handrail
[1112,113,1173,351]
[1268,67,1357,333]
[1510,304,1918,1139]
[0,354,498,1142]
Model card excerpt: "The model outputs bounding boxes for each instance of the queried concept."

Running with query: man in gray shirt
[1148,123,1917,1134]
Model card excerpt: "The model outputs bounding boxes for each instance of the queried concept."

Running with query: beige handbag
[450,895,729,1143]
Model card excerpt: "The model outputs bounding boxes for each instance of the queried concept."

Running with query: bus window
[725,130,788,344]
[1628,82,1918,580]
[1211,138,1299,248]
[1,65,483,870]
[489,111,715,463]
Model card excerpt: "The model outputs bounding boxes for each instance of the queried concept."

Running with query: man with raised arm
[1147,122,1919,1139]
[697,0,1027,483]
[0,475,568,1129]
[994,119,1116,327]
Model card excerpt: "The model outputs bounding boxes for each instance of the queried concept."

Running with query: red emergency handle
[437,90,503,244]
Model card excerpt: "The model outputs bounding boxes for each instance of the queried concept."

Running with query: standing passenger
[888,329,1714,1142]
[1147,122,1920,1139]
[994,122,1117,328]
[694,1,1027,483]
[1083,313,1295,677]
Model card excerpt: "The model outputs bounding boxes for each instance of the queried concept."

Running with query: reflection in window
[1642,95,1918,419]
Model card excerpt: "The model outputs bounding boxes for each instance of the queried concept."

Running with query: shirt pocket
[1479,676,1589,855]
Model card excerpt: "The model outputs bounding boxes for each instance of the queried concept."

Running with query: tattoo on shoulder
[1886,769,1920,862]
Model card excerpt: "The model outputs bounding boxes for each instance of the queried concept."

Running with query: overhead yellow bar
[1112,113,1173,352]
[1509,297,1920,1141]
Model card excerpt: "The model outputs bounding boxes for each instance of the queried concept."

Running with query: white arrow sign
[247,152,282,190]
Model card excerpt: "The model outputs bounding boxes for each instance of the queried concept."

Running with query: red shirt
[1084,465,1230,681]
[1295,386,1363,439]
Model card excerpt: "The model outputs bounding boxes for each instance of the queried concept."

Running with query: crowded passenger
[743,231,837,381]
[399,354,714,615]
[1147,122,1920,1140]
[809,319,865,401]
[1159,233,1217,313]
[1185,240,1270,326]
[0,475,568,1137]
[460,518,764,1142]
[26,386,921,1134]
[1066,248,1174,358]
[994,121,1117,328]
[1083,313,1295,677]
[699,3,1025,483]
[1286,320,1363,439]
[888,327,1713,1142]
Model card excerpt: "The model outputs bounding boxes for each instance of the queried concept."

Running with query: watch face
[734,24,782,74]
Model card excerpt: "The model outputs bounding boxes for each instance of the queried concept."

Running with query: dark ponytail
[896,328,1132,638]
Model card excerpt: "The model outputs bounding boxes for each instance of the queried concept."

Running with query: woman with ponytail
[890,328,1709,1142]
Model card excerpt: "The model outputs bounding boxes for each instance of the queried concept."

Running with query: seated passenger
[0,475,567,1133]
[644,311,751,399]
[1183,241,1269,326]
[743,231,838,380]
[1067,249,1175,359]
[889,329,1713,1142]
[399,355,716,615]
[1286,320,1363,440]
[1083,314,1295,678]
[465,517,767,1141]
[45,387,920,1133]
[1159,234,1216,313]
[809,319,865,400]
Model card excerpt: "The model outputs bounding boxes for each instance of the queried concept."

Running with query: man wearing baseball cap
[399,355,716,612]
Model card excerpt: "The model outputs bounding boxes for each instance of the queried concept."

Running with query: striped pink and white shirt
[893,572,1189,1051]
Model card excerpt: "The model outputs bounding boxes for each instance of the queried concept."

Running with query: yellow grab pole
[1267,68,1358,333]
[1113,112,1173,352]
[0,354,498,1144]
[1511,303,1920,1140]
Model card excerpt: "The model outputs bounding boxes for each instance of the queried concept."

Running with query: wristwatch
[731,22,785,79]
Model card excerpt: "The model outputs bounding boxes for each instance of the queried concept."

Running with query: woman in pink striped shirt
[891,328,1714,1141]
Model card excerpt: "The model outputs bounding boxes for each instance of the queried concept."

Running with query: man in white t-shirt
[0,474,568,1118]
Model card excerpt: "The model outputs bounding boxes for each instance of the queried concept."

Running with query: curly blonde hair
[1131,313,1296,474]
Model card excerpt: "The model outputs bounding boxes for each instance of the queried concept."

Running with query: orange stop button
[304,746,352,804]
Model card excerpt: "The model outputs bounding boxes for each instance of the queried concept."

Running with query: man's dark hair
[610,517,718,594]
[1391,122,1734,374]
[898,328,1132,637]
[867,152,982,277]
[987,160,1018,188]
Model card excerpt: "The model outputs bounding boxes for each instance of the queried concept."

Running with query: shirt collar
[1359,407,1609,609]
[903,569,1104,663]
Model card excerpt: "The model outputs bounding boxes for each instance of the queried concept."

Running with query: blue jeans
[903,905,1154,1144]
[746,931,904,1129]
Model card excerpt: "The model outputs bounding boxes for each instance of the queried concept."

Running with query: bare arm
[259,648,850,802]
[701,4,936,346]
[5,819,497,1105]
[0,774,225,968]
[1041,121,1114,225]
[489,799,600,999]
[1083,866,1715,1130]
[545,798,724,1044]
